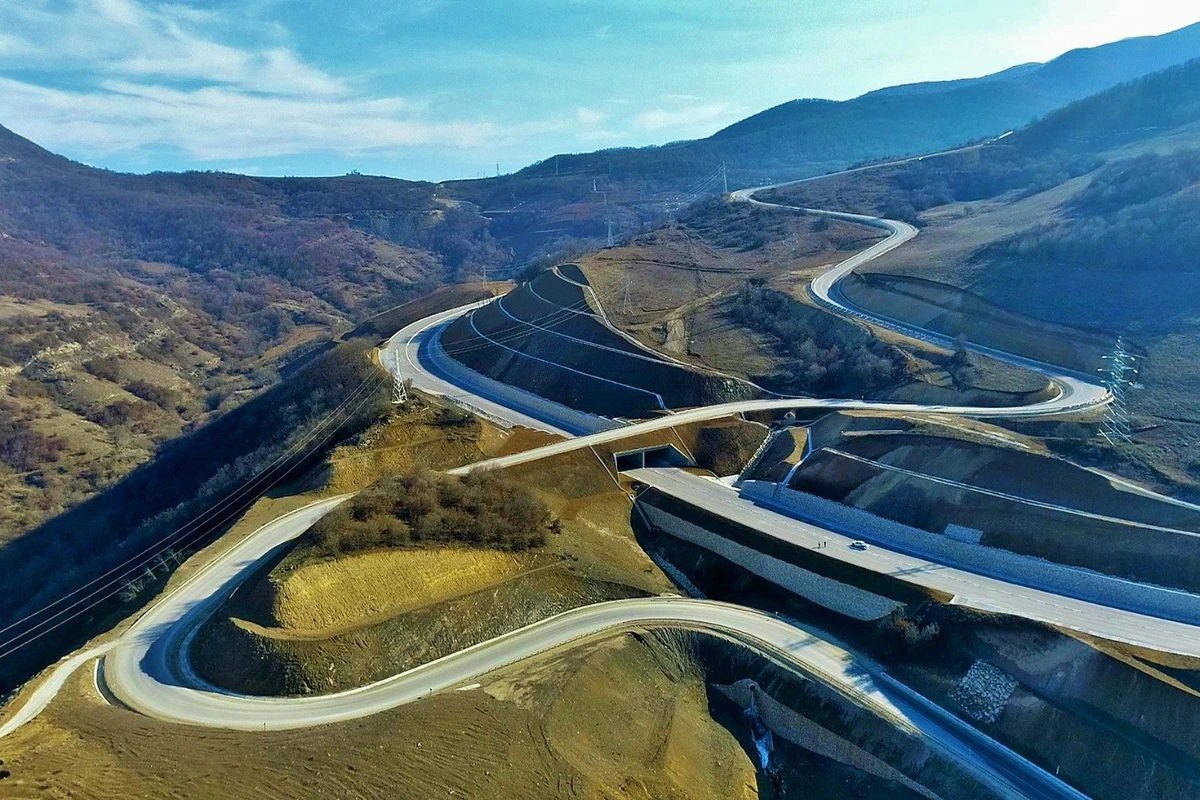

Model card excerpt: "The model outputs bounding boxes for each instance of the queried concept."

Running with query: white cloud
[632,102,733,134]
[576,107,607,126]
[0,0,346,97]
[0,77,503,161]
[0,32,28,56]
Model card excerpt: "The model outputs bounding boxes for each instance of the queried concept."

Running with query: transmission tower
[623,276,632,316]
[1098,337,1137,445]
[386,349,409,406]
[606,216,615,247]
[721,161,728,195]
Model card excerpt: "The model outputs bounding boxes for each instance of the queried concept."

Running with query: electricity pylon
[386,349,408,406]
[1098,337,1137,445]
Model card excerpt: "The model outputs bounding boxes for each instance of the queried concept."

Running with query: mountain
[759,53,1200,499]
[4,23,1200,536]
[444,23,1200,259]
[0,125,509,534]
[506,21,1200,187]
[1013,57,1200,153]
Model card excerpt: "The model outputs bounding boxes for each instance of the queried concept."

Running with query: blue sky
[2,0,1198,181]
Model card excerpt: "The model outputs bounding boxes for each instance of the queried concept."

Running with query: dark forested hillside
[0,339,391,694]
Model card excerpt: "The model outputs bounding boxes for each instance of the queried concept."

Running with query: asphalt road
[93,490,1078,798]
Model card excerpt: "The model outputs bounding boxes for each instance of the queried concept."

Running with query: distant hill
[444,22,1200,257]
[1013,57,1200,153]
[504,21,1200,187]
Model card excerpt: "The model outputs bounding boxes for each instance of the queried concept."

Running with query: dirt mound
[790,431,1200,590]
[839,273,1115,375]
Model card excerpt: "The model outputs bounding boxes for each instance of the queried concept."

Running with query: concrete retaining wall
[638,500,901,621]
[740,480,1200,625]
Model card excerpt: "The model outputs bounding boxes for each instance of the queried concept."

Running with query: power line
[0,371,388,658]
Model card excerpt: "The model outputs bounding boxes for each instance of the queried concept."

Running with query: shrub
[83,355,123,383]
[126,380,175,409]
[305,467,554,560]
[0,403,65,471]
[726,279,903,396]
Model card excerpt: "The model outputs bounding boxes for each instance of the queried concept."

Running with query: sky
[1,0,1199,182]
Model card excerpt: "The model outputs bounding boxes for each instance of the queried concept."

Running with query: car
[849,540,869,551]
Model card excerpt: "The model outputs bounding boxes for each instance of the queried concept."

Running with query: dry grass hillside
[192,414,769,696]
[0,624,1004,799]
[571,201,1052,406]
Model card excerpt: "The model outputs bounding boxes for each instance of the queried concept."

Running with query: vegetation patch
[296,468,556,563]
[727,278,900,396]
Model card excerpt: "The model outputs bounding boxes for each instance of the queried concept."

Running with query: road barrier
[422,325,621,435]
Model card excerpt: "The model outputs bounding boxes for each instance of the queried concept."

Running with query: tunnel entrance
[613,444,693,472]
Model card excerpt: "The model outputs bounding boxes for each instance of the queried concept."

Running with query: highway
[628,467,1200,657]
[105,489,908,732]
[0,151,1154,799]
[82,488,1083,799]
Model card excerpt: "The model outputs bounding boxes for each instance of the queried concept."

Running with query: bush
[87,399,155,428]
[126,380,175,410]
[305,468,554,560]
[873,606,942,661]
[7,376,52,400]
[726,279,903,396]
[0,403,65,471]
[83,355,123,383]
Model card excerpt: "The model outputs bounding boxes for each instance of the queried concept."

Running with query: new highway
[628,467,1200,657]
[0,155,1161,800]
[55,481,1087,799]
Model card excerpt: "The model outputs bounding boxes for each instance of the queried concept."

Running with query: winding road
[2,154,1171,799]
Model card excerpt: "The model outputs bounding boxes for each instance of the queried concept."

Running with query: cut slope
[441,270,757,417]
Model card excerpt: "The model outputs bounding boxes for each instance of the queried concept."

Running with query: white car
[849,540,869,551]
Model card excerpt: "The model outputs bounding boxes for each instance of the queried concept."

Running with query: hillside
[770,57,1200,495]
[0,125,516,534]
[449,21,1200,226]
